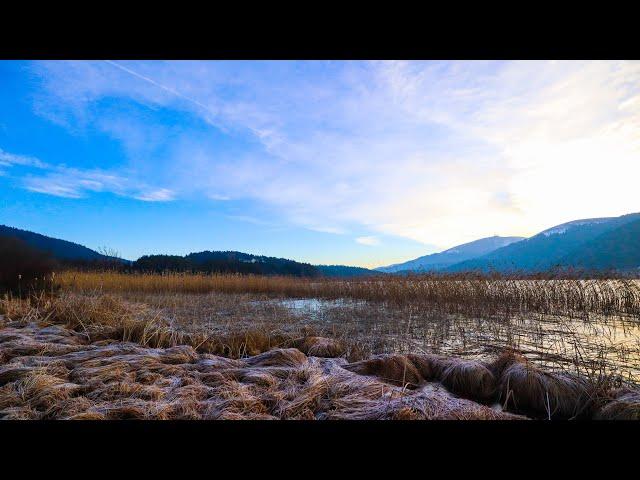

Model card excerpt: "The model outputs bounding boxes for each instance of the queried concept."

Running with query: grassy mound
[0,322,524,420]
[595,389,640,420]
[496,356,594,419]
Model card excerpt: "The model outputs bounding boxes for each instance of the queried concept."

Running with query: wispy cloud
[225,214,278,227]
[208,193,231,201]
[27,60,640,248]
[24,176,84,198]
[0,149,49,169]
[133,188,175,202]
[356,236,380,246]
[2,147,174,202]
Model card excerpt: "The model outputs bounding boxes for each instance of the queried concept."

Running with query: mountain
[136,252,378,277]
[0,224,115,262]
[316,265,379,277]
[447,213,640,273]
[560,217,640,271]
[185,251,318,276]
[376,236,525,273]
[0,225,372,278]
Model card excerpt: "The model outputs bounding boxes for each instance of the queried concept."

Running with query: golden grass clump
[244,348,308,368]
[496,355,593,419]
[439,359,497,404]
[342,354,427,387]
[594,389,640,420]
[292,336,345,358]
[341,353,499,404]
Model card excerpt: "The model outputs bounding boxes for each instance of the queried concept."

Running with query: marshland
[1,270,639,420]
[4,59,640,422]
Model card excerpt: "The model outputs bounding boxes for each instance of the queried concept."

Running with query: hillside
[377,236,525,273]
[138,253,379,277]
[0,225,368,277]
[316,264,379,277]
[0,224,112,262]
[561,218,640,271]
[187,251,318,276]
[447,213,640,273]
[3,216,638,277]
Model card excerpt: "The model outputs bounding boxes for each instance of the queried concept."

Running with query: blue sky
[1,61,639,267]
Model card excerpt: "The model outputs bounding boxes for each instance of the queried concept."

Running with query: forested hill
[134,252,377,277]
[560,217,640,271]
[315,264,379,277]
[446,213,640,273]
[0,225,376,277]
[0,225,112,262]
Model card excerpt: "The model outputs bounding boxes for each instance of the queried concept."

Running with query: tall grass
[57,271,640,317]
[1,293,637,420]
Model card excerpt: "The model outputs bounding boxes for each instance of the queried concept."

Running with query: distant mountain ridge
[3,213,639,277]
[0,225,115,262]
[0,225,376,277]
[135,252,378,277]
[316,265,377,277]
[133,251,318,276]
[559,217,640,271]
[446,213,640,273]
[376,236,525,273]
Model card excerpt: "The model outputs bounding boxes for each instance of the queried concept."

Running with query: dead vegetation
[337,350,637,419]
[1,315,637,420]
[2,276,639,420]
[594,389,640,420]
[0,292,307,360]
[0,321,527,420]
[496,357,595,418]
[57,271,640,317]
[49,273,640,384]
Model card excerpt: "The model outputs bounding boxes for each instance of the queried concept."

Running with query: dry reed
[56,271,640,317]
[2,278,639,420]
[0,320,528,420]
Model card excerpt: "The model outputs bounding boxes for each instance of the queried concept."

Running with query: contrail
[103,60,263,137]
[103,60,217,116]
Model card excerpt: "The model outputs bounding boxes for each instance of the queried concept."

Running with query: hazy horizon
[1,60,639,268]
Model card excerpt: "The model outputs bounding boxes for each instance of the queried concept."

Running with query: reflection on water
[279,297,640,385]
[279,298,353,311]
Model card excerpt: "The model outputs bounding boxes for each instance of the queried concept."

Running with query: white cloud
[134,188,175,202]
[356,236,380,246]
[208,193,231,201]
[24,177,84,198]
[0,149,49,169]
[28,60,640,248]
[2,146,175,203]
[225,215,277,227]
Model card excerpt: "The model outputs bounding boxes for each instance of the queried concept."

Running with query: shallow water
[279,298,354,311]
[114,292,640,386]
[278,297,640,385]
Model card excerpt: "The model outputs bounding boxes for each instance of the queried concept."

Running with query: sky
[1,60,639,268]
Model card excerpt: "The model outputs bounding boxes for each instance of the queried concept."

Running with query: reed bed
[51,271,640,384]
[0,295,525,420]
[0,292,317,360]
[3,272,640,420]
[56,271,640,318]
[1,307,637,419]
